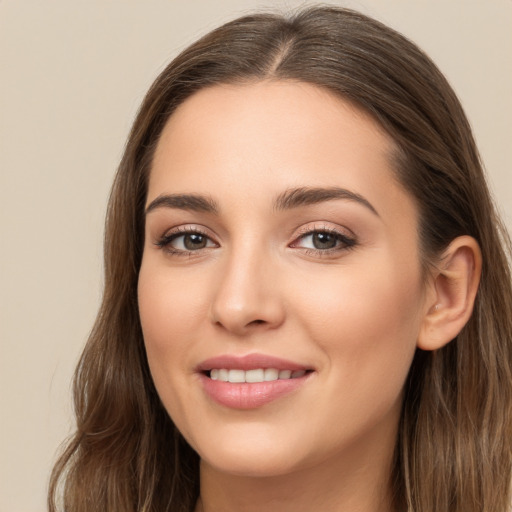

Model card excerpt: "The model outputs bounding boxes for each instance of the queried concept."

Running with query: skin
[138,81,435,512]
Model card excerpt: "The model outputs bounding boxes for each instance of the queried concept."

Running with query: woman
[48,6,512,512]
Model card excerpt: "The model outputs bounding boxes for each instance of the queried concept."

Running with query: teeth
[228,369,245,383]
[264,368,279,381]
[208,368,307,383]
[245,369,264,383]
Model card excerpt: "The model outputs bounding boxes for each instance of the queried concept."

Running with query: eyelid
[291,222,356,242]
[163,223,212,238]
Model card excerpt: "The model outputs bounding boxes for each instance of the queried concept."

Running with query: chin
[190,425,313,478]
[201,450,305,478]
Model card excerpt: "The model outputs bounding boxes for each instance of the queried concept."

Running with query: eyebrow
[145,194,219,215]
[274,186,379,216]
[144,186,378,217]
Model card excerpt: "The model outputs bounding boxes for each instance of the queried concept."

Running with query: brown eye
[311,232,338,250]
[156,229,217,253]
[293,229,356,252]
[183,233,208,250]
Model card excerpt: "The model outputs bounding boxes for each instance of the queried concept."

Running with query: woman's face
[138,81,430,478]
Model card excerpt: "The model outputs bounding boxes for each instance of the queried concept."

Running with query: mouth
[206,368,310,382]
[197,354,314,409]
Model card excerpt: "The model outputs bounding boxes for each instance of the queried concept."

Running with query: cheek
[293,265,422,450]
[138,263,205,348]
[137,263,207,432]
[292,255,423,394]
[137,262,206,404]
[299,256,421,331]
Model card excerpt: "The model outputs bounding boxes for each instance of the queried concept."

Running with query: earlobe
[417,236,482,351]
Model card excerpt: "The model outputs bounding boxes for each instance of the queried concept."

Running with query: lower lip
[199,373,311,409]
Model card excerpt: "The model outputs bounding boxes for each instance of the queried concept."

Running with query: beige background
[1,1,510,510]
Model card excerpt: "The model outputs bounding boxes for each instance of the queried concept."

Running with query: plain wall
[1,1,510,510]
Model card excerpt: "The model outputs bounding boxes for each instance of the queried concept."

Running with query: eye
[300,232,339,250]
[155,228,217,254]
[291,227,356,253]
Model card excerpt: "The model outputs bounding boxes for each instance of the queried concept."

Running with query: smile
[209,368,307,383]
[197,354,314,409]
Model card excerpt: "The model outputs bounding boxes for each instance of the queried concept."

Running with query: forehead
[149,81,416,226]
[152,80,394,178]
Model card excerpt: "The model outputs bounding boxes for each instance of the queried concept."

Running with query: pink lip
[196,353,313,410]
[197,353,309,372]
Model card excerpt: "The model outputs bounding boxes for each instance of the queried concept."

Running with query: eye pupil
[313,232,337,250]
[184,233,207,250]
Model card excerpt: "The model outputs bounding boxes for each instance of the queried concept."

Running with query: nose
[209,245,285,336]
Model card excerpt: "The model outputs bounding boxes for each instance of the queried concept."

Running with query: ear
[417,236,482,351]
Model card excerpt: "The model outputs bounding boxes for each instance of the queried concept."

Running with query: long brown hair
[48,6,512,512]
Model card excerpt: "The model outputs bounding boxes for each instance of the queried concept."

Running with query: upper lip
[196,353,311,372]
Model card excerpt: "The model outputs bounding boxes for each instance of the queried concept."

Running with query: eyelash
[155,225,357,258]
[291,225,357,256]
[155,226,215,256]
